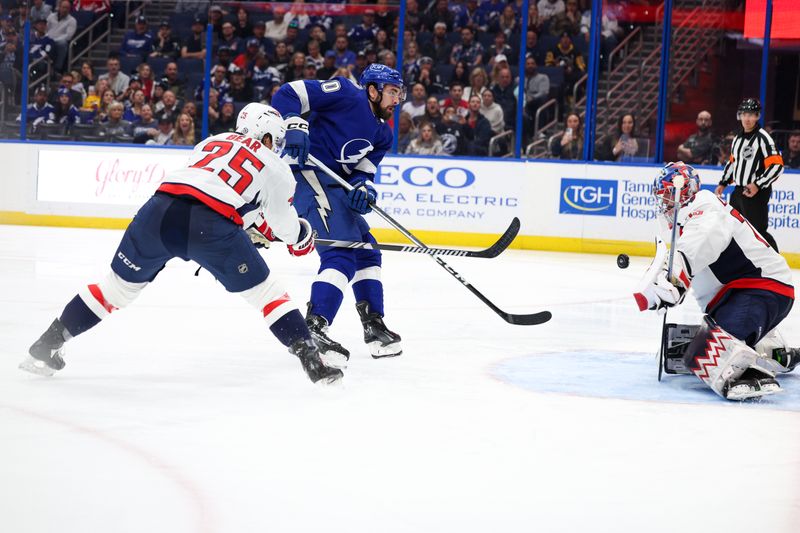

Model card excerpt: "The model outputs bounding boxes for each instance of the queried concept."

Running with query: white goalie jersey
[157,132,301,243]
[667,189,794,311]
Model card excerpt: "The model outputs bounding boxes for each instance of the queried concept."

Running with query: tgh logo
[559,178,617,216]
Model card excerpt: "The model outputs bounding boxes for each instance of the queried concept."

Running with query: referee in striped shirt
[715,98,784,250]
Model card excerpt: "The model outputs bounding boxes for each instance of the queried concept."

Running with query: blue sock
[270,310,311,347]
[60,295,102,337]
[309,281,345,325]
[353,279,384,316]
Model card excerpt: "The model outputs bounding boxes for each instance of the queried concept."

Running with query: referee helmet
[737,98,761,119]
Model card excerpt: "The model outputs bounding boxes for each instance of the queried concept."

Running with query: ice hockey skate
[20,318,68,377]
[724,369,783,400]
[289,339,343,384]
[356,301,402,358]
[306,305,350,369]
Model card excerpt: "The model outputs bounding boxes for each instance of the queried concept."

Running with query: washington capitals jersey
[157,132,301,244]
[668,190,794,311]
[271,77,393,185]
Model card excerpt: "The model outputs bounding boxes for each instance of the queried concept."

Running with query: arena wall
[1,141,798,266]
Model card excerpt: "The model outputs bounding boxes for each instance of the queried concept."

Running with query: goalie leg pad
[682,316,776,400]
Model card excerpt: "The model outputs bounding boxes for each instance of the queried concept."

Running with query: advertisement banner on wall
[37,148,187,206]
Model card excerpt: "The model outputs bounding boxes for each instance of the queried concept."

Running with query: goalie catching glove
[633,237,689,313]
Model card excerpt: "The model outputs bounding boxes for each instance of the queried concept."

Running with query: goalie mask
[652,161,700,216]
[236,103,286,154]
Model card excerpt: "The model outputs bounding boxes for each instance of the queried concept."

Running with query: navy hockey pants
[709,289,794,347]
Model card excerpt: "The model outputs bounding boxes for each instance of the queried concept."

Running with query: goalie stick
[315,217,519,258]
[657,173,686,381]
[307,155,551,326]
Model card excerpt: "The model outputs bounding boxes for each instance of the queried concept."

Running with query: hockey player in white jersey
[21,103,343,384]
[633,162,797,400]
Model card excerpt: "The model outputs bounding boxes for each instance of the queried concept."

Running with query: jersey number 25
[189,140,264,194]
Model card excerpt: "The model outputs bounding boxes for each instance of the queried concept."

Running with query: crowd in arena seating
[1,0,632,150]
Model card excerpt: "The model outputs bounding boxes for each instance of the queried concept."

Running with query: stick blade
[472,217,521,258]
[503,310,552,326]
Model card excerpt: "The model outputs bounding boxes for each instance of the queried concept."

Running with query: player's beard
[379,104,394,120]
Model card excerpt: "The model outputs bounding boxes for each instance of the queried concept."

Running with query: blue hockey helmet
[653,161,700,214]
[360,63,406,101]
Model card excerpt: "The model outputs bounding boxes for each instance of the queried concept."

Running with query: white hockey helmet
[236,103,286,154]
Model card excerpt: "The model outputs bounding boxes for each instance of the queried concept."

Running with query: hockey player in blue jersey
[271,63,406,368]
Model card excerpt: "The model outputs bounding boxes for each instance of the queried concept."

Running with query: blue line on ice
[492,351,800,410]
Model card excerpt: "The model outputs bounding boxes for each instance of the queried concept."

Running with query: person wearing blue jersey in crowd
[271,64,406,368]
[119,15,153,62]
[17,85,55,129]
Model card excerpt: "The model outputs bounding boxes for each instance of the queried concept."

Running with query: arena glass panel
[661,0,758,168]
[590,0,664,164]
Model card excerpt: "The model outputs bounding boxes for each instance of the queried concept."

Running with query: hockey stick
[306,155,551,326]
[314,217,519,258]
[657,174,686,381]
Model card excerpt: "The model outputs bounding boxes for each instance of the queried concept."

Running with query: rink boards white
[1,141,798,266]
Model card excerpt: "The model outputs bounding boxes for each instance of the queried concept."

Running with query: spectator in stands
[538,0,565,24]
[526,29,546,66]
[402,83,427,121]
[487,32,514,67]
[99,56,130,97]
[180,100,198,125]
[49,72,82,108]
[17,85,54,128]
[78,60,96,91]
[154,89,180,119]
[162,62,186,101]
[418,96,444,128]
[252,53,281,100]
[414,56,445,97]
[477,0,505,32]
[442,82,469,119]
[219,21,243,57]
[283,19,303,55]
[374,0,396,32]
[550,0,581,36]
[30,16,55,63]
[402,41,421,79]
[450,60,470,89]
[404,0,423,33]
[306,39,324,69]
[250,20,275,58]
[463,95,492,156]
[204,87,219,127]
[31,0,53,23]
[169,112,195,146]
[422,22,452,65]
[145,113,174,145]
[406,122,444,156]
[119,15,153,62]
[491,67,516,130]
[437,106,467,155]
[136,63,154,101]
[179,17,205,60]
[480,88,505,135]
[265,5,292,42]
[373,28,391,55]
[378,49,397,69]
[456,0,481,31]
[676,110,720,165]
[72,1,110,15]
[489,54,512,84]
[784,131,800,169]
[302,58,318,82]
[595,113,639,162]
[423,0,455,32]
[131,103,157,143]
[46,0,76,73]
[348,8,379,50]
[227,66,253,102]
[549,112,583,160]
[317,50,337,80]
[119,73,143,103]
[496,5,518,37]
[333,36,356,70]
[545,31,585,105]
[580,6,623,66]
[99,101,132,138]
[451,27,484,68]
[81,82,103,115]
[122,89,145,122]
[523,56,550,127]
[464,67,489,101]
[284,51,307,83]
[234,7,252,39]
[207,5,224,38]
[233,38,261,73]
[52,86,80,129]
[149,21,179,60]
[353,50,369,79]
[211,98,236,134]
[397,111,416,154]
[274,41,292,76]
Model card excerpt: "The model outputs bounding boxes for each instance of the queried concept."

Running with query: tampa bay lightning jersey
[271,77,393,185]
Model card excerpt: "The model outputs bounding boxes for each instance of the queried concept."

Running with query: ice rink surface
[1,224,799,533]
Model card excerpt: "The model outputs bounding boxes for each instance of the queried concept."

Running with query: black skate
[20,318,68,376]
[724,369,782,401]
[773,348,800,373]
[356,301,402,358]
[290,339,343,384]
[306,305,350,369]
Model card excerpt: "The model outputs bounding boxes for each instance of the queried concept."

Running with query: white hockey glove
[637,272,682,314]
[287,218,315,257]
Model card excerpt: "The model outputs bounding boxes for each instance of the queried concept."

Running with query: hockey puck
[617,254,630,269]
